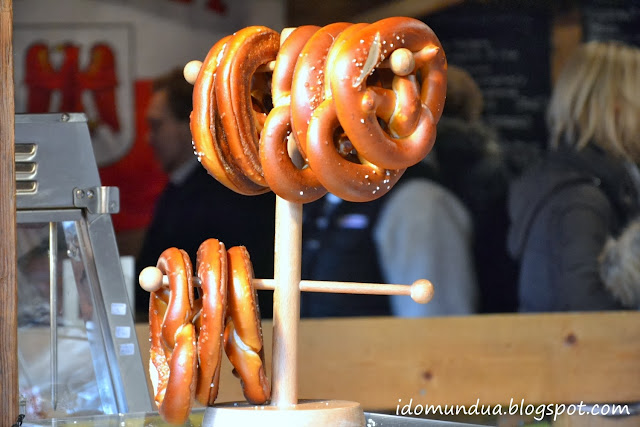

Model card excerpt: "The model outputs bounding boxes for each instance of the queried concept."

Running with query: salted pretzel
[224,246,271,403]
[191,36,268,196]
[193,239,228,406]
[329,16,447,169]
[215,26,280,187]
[297,22,401,202]
[148,248,197,425]
[305,100,405,202]
[289,22,352,159]
[259,25,327,203]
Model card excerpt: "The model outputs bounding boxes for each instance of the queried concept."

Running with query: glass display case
[15,114,151,421]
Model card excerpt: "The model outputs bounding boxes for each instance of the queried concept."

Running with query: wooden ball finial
[410,279,434,304]
[183,60,203,85]
[139,266,163,293]
[390,48,415,76]
[280,27,297,46]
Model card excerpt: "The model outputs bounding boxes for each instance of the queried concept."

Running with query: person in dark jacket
[507,41,640,312]
[135,68,275,321]
[301,193,392,317]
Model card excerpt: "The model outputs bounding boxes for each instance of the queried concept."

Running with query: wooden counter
[136,312,640,410]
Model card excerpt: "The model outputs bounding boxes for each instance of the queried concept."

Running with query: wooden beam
[352,0,464,22]
[137,312,640,410]
[0,0,18,424]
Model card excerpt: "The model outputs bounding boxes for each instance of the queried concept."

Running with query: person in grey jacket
[507,41,640,312]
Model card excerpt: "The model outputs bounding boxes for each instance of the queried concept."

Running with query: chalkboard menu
[582,0,640,47]
[422,4,551,149]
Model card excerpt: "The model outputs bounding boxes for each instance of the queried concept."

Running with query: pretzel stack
[144,240,269,425]
[190,16,447,203]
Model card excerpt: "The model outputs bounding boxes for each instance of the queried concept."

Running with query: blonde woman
[507,41,640,311]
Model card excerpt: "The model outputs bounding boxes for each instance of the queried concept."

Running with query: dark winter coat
[300,194,391,318]
[507,145,639,312]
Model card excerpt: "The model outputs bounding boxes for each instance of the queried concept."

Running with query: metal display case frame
[15,113,152,416]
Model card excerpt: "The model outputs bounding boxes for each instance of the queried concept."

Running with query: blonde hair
[547,41,640,162]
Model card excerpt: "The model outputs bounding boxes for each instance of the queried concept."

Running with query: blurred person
[507,41,640,312]
[375,65,517,317]
[300,65,513,318]
[300,193,393,317]
[135,67,276,321]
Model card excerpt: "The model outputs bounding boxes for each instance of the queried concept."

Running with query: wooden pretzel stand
[170,28,436,426]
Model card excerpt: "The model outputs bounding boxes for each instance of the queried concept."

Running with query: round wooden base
[202,400,365,427]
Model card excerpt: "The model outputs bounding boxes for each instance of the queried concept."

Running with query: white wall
[13,0,285,78]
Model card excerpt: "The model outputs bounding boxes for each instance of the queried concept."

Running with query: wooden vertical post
[270,29,302,407]
[271,196,302,407]
[0,0,18,424]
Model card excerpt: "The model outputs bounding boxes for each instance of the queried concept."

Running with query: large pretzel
[224,246,271,403]
[193,239,228,406]
[191,36,268,195]
[149,248,197,425]
[329,17,447,169]
[289,22,352,159]
[259,25,327,203]
[299,22,403,202]
[215,26,280,187]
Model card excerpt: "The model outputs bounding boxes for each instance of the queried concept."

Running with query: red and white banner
[14,24,135,168]
[11,0,273,233]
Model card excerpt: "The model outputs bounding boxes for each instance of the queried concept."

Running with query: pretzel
[306,98,405,202]
[149,248,197,425]
[224,246,271,404]
[271,26,319,109]
[193,239,228,406]
[191,36,268,195]
[260,25,327,203]
[215,26,280,187]
[295,22,401,202]
[290,22,352,159]
[329,16,447,170]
